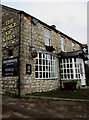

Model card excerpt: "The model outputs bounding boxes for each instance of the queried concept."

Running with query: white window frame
[61,37,65,51]
[60,58,81,80]
[35,52,58,79]
[43,28,51,46]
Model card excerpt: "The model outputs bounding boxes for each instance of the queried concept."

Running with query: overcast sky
[1,0,88,44]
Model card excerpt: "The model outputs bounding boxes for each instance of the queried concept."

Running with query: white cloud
[1,1,87,43]
[1,0,88,2]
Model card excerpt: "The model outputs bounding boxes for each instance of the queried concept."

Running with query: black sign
[2,57,18,76]
[26,64,31,74]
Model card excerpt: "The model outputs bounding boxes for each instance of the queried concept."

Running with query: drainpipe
[59,55,62,90]
[18,13,21,97]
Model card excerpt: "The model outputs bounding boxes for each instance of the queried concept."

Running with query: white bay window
[35,52,57,79]
[60,58,82,80]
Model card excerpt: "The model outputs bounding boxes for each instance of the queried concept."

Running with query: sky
[1,0,88,44]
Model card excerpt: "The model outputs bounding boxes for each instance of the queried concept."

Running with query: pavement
[2,95,89,120]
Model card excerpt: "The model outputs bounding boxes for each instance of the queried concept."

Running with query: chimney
[51,25,56,29]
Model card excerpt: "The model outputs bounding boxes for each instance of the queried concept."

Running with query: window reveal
[35,52,57,79]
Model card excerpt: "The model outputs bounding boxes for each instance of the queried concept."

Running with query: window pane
[39,66,42,71]
[67,59,69,63]
[67,64,69,68]
[70,64,72,68]
[39,53,42,58]
[64,69,66,73]
[39,72,42,78]
[43,72,45,78]
[35,66,38,71]
[35,59,38,64]
[67,69,69,73]
[61,45,64,51]
[46,60,48,65]
[44,28,50,37]
[43,59,45,65]
[68,74,70,79]
[44,37,49,46]
[46,72,48,78]
[61,74,63,79]
[61,37,65,51]
[43,66,45,71]
[70,59,72,63]
[35,72,38,78]
[74,58,76,62]
[64,74,67,79]
[60,65,62,68]
[39,59,42,65]
[61,69,63,73]
[46,66,48,71]
[70,69,73,73]
[71,74,73,79]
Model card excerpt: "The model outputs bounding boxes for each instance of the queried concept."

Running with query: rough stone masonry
[2,5,84,96]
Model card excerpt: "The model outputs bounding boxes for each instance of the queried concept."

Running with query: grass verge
[28,88,89,100]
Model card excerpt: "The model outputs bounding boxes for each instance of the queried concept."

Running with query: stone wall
[20,15,60,95]
[20,14,82,96]
[2,6,19,94]
[65,38,81,52]
[2,6,82,96]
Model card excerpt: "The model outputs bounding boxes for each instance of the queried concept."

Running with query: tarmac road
[2,95,89,120]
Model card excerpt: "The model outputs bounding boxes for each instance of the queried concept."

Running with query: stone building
[1,5,88,96]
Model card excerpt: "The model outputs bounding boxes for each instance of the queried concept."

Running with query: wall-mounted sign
[26,64,31,74]
[2,57,18,76]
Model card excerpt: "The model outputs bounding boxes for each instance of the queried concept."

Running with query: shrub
[86,79,89,86]
[63,81,77,91]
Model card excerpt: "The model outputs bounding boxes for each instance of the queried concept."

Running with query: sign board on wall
[2,57,18,76]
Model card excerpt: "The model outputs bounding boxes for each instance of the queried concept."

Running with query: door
[80,60,86,86]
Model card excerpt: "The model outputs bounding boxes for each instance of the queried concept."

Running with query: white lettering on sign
[3,58,17,64]
[5,68,14,72]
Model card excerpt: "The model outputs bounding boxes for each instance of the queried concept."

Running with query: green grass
[29,88,89,100]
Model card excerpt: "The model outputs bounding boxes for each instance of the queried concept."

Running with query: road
[2,95,89,120]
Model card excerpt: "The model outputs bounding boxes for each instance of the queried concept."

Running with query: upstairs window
[61,37,65,51]
[72,42,75,51]
[44,28,50,46]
